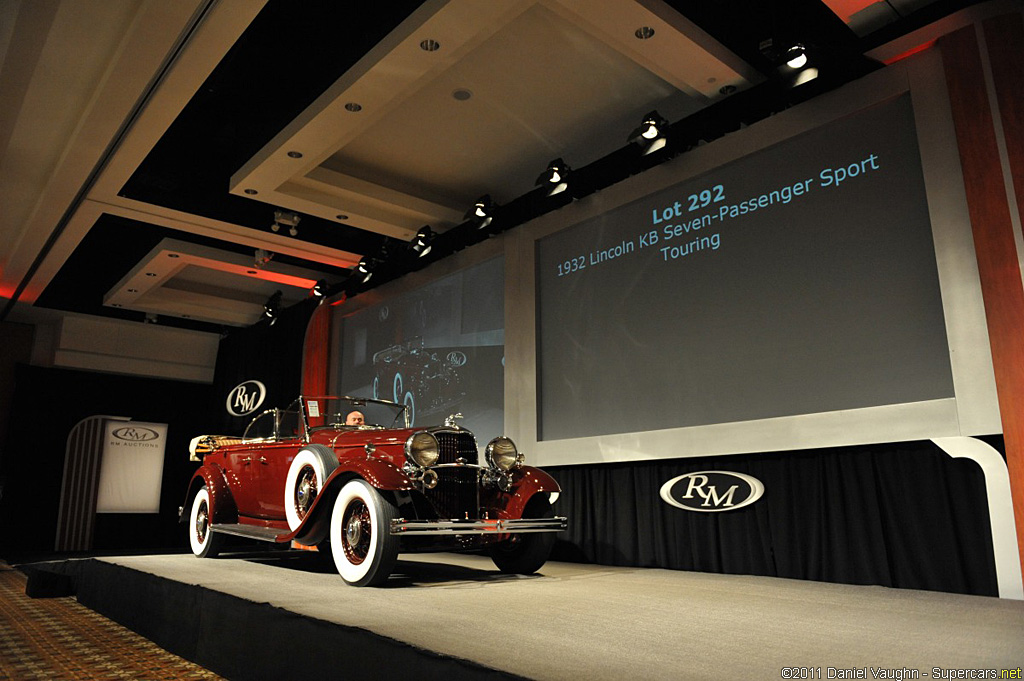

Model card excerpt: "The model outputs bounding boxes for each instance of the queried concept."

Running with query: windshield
[298,396,408,431]
[242,405,302,441]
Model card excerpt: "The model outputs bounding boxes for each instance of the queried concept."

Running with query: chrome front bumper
[390,516,567,536]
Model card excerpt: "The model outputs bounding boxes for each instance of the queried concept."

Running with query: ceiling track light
[628,110,670,155]
[785,44,807,70]
[356,257,377,284]
[466,194,496,229]
[536,158,571,197]
[263,290,283,325]
[272,209,301,237]
[311,279,329,300]
[411,225,435,258]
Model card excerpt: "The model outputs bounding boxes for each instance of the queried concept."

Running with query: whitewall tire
[329,479,400,587]
[285,446,338,531]
[189,487,224,558]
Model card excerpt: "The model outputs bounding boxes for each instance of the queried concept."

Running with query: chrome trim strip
[390,517,567,536]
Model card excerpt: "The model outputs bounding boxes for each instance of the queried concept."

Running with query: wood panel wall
[301,301,333,396]
[940,15,1024,570]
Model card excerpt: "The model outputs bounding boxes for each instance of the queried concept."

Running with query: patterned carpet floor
[0,561,223,680]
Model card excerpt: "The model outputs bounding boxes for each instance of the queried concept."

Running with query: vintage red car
[181,396,566,586]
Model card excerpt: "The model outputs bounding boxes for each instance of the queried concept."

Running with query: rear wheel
[488,497,556,575]
[330,479,400,586]
[189,487,224,558]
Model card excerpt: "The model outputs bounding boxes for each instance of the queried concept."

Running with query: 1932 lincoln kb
[180,396,567,586]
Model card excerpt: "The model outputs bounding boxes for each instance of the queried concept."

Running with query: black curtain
[0,364,216,556]
[547,439,999,596]
[210,298,317,433]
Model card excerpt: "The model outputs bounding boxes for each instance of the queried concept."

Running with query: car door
[254,405,304,520]
[255,442,299,519]
[222,445,261,519]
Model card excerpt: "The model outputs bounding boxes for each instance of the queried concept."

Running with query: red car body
[181,396,566,586]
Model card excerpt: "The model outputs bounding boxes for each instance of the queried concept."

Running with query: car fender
[180,466,237,524]
[282,457,414,546]
[500,466,562,518]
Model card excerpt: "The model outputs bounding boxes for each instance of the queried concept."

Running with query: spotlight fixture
[785,44,807,69]
[272,210,301,237]
[144,313,158,325]
[536,158,571,196]
[628,110,669,155]
[356,257,377,284]
[311,279,329,299]
[466,195,495,229]
[263,290,282,324]
[411,225,435,258]
[254,249,274,269]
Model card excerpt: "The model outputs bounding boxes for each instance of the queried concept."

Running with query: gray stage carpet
[85,551,1023,680]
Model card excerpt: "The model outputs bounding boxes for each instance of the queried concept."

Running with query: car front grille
[435,430,477,465]
[426,467,480,520]
[426,430,479,518]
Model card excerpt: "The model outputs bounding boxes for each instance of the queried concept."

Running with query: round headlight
[486,436,519,471]
[405,432,439,468]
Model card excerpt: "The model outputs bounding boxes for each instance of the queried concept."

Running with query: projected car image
[181,396,565,586]
[370,338,465,425]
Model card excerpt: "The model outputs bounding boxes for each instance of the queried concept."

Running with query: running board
[210,523,286,543]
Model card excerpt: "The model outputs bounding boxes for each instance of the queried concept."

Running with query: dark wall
[211,298,315,433]
[0,321,34,471]
[548,438,1000,596]
[0,364,216,557]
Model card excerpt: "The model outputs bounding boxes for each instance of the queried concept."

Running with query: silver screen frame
[505,50,1000,467]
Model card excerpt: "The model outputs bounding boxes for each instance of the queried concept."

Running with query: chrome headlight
[405,432,439,468]
[486,436,520,471]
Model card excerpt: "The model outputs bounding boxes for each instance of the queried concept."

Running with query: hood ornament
[444,413,464,428]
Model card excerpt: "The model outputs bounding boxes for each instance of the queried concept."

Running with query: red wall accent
[301,301,333,396]
[984,16,1024,244]
[940,18,1024,570]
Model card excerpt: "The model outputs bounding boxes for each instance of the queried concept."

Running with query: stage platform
[27,551,1024,680]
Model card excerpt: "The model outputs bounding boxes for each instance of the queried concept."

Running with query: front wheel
[488,497,556,575]
[189,487,224,558]
[329,479,400,586]
[285,445,338,531]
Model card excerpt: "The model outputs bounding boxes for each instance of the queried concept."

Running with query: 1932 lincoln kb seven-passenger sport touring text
[180,396,567,586]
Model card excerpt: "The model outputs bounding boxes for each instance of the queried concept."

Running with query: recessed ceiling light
[112,303,122,308]
[244,188,258,195]
[719,84,737,95]
[287,150,303,158]
[167,253,180,258]
[128,288,138,293]
[183,315,191,319]
[452,89,472,101]
[247,270,257,275]
[345,102,362,112]
[145,272,157,277]
[635,26,655,40]
[420,39,440,52]
[336,214,349,221]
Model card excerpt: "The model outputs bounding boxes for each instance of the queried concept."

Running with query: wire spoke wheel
[294,465,318,521]
[330,479,400,586]
[188,486,223,558]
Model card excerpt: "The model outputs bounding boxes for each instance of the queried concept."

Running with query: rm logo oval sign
[226,380,266,417]
[659,471,764,512]
[112,426,160,442]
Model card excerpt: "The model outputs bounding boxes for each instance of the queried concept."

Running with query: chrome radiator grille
[426,430,479,518]
[435,431,478,465]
